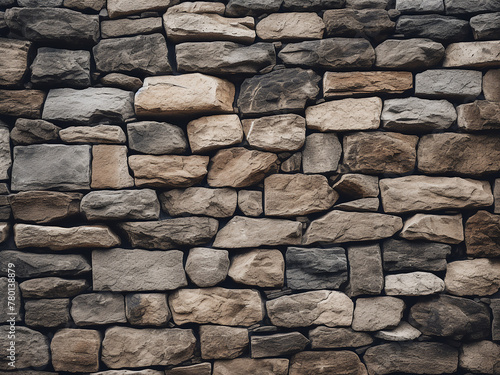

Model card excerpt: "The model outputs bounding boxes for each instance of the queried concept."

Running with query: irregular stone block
[343,131,418,174]
[200,325,248,359]
[380,176,493,213]
[395,0,445,13]
[400,213,464,244]
[167,1,225,14]
[25,299,70,328]
[396,15,470,42]
[304,210,403,244]
[257,12,325,41]
[382,239,450,272]
[213,358,289,375]
[375,321,421,341]
[347,244,383,296]
[102,327,195,368]
[165,364,211,375]
[415,69,482,100]
[43,87,134,125]
[267,290,353,327]
[90,370,164,375]
[336,198,379,212]
[128,122,186,155]
[135,74,235,118]
[279,38,375,70]
[352,297,405,331]
[375,38,444,69]
[0,326,49,370]
[71,293,126,326]
[264,174,337,217]
[443,41,500,67]
[213,216,302,248]
[385,272,444,296]
[126,293,171,327]
[302,133,341,174]
[0,277,21,323]
[185,248,229,287]
[101,17,163,38]
[283,0,345,10]
[0,38,30,87]
[101,73,143,91]
[460,340,500,375]
[64,0,106,11]
[238,190,263,217]
[445,0,500,14]
[281,152,302,173]
[332,174,379,198]
[119,217,218,250]
[107,0,179,18]
[381,97,456,133]
[238,68,320,116]
[251,332,309,358]
[457,100,500,131]
[10,118,60,145]
[51,329,100,372]
[466,211,500,257]
[309,327,373,349]
[93,34,171,76]
[226,0,282,16]
[187,114,243,153]
[169,287,264,326]
[228,249,284,288]
[92,249,187,292]
[18,0,62,5]
[289,351,367,375]
[0,89,46,118]
[19,277,88,298]
[484,69,500,101]
[160,187,237,218]
[445,258,500,296]
[286,247,347,290]
[60,125,125,144]
[471,12,500,40]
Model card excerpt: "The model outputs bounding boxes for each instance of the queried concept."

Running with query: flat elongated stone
[107,0,179,18]
[347,244,384,296]
[445,0,500,14]
[396,15,470,42]
[60,125,126,144]
[267,290,353,327]
[352,297,405,331]
[333,174,379,198]
[415,69,482,100]
[238,68,320,116]
[283,0,345,10]
[17,0,63,5]
[169,287,264,326]
[0,38,30,87]
[185,248,229,287]
[257,12,325,41]
[200,325,248,359]
[264,174,337,217]
[92,145,134,189]
[187,114,243,153]
[0,90,46,119]
[385,272,445,296]
[228,249,284,288]
[160,188,237,218]
[64,0,106,11]
[164,13,255,43]
[484,69,500,101]
[375,38,445,69]
[51,329,100,372]
[309,327,373,349]
[101,17,163,38]
[226,0,282,16]
[289,351,367,375]
[460,340,500,374]
[364,342,458,375]
[470,12,500,40]
[213,216,302,248]
[167,2,225,14]
[90,370,165,375]
[129,155,209,188]
[457,100,500,131]
[382,239,451,272]
[127,121,187,155]
[126,293,171,327]
[396,0,445,13]
[10,118,60,145]
[400,213,464,244]
[213,358,289,375]
[466,211,500,257]
[251,332,309,358]
[443,41,500,67]
[381,97,456,133]
[343,131,418,174]
[336,198,379,212]
[445,258,500,296]
[375,321,422,341]
[101,73,143,91]
[71,293,126,326]
[43,87,134,125]
[14,223,120,250]
[118,218,218,250]
[135,74,235,118]
[302,133,342,174]
[0,326,48,370]
[19,277,89,298]
[279,38,375,70]
[93,249,187,292]
[102,327,195,368]
[380,176,493,213]
[304,210,403,244]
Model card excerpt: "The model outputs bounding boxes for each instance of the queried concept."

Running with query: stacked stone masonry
[0,0,500,374]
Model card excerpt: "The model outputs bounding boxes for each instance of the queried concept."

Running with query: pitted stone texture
[251,332,309,358]
[213,216,302,248]
[126,293,171,327]
[375,38,445,69]
[364,342,458,375]
[352,297,405,332]
[343,131,418,174]
[256,12,325,41]
[134,74,235,118]
[396,15,470,43]
[238,68,320,116]
[12,144,90,191]
[400,213,464,244]
[333,174,379,199]
[303,210,403,245]
[286,247,347,290]
[92,249,187,292]
[459,340,500,375]
[302,133,342,174]
[81,189,160,221]
[264,174,337,217]
[101,17,163,39]
[445,0,500,14]
[102,327,195,368]
[226,0,282,16]
[238,190,263,217]
[382,239,451,272]
[347,244,384,296]
[51,329,101,372]
[484,69,500,101]
[416,69,482,101]
[43,87,134,125]
[169,288,264,326]
[92,145,134,189]
[60,125,126,144]
[130,155,208,188]
[374,321,422,341]
[107,0,180,18]
[385,272,445,296]
[289,351,367,375]
[381,97,456,133]
[278,38,375,70]
[118,218,218,250]
[309,327,373,349]
[64,0,106,11]
[0,38,30,87]
[466,211,500,257]
[19,277,89,298]
[409,294,491,340]
[380,176,493,213]
[163,13,255,44]
[0,90,46,119]
[207,147,278,188]
[10,118,60,145]
[306,97,382,132]
[267,290,353,327]
[228,249,284,288]
[445,258,500,296]
[471,13,500,40]
[185,248,229,287]
[0,326,48,370]
[457,100,500,131]
[200,325,248,360]
[443,41,500,67]
[396,0,445,13]
[71,293,126,326]
[187,114,243,154]
[160,188,237,218]
[213,358,289,375]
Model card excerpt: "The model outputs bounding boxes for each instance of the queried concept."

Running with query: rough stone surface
[101,17,163,39]
[374,321,422,341]
[382,239,451,272]
[167,1,225,14]
[228,249,284,288]
[445,0,500,15]
[187,114,243,153]
[443,41,500,67]
[169,288,264,326]
[251,332,309,358]
[0,277,20,323]
[60,125,126,144]
[396,15,470,42]
[10,118,60,145]
[471,12,500,40]
[238,190,263,217]
[267,290,353,327]
[335,198,379,212]
[0,38,31,87]
[465,210,500,257]
[352,297,405,331]
[26,298,70,328]
[200,325,248,359]
[0,326,49,370]
[71,293,126,326]
[213,358,289,375]
[101,73,143,92]
[281,152,302,173]
[283,0,345,10]
[165,364,211,375]
[415,69,482,101]
[347,244,384,296]
[92,248,187,292]
[491,298,500,342]
[484,69,500,102]
[19,277,89,298]
[226,0,282,16]
[375,38,445,69]
[0,90,46,119]
[333,174,379,199]
[302,133,342,174]
[107,0,180,18]
[400,213,464,244]
[185,248,229,287]
[309,327,373,349]
[64,0,106,11]
[396,0,445,13]
[460,340,500,374]
[385,272,445,296]
[0,127,11,181]
[125,293,171,326]
[457,100,500,131]
[51,329,101,372]
[289,351,367,375]
[445,258,500,296]
[256,12,325,41]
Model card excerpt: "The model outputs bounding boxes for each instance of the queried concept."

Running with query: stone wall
[0,0,500,374]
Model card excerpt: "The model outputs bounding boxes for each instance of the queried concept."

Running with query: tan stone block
[91,145,133,189]
[51,329,101,372]
[256,12,324,41]
[443,41,500,68]
[187,114,243,153]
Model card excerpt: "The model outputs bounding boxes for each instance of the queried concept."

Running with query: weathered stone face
[185,248,229,287]
[213,358,289,375]
[92,145,134,189]
[51,329,101,372]
[0,38,31,87]
[457,100,500,131]
[445,258,500,296]
[483,69,500,102]
[382,239,451,272]
[0,326,49,370]
[107,0,179,18]
[465,210,500,257]
[443,41,500,67]
[256,12,325,41]
[60,125,126,144]
[127,121,187,155]
[459,340,500,375]
[187,114,244,153]
[19,277,89,298]
[228,249,284,288]
[352,297,405,331]
[347,244,384,296]
[470,12,500,40]
[251,332,309,358]
[10,118,60,145]
[71,293,126,326]
[101,17,163,39]
[396,0,445,13]
[289,351,367,375]
[375,38,445,69]
[309,327,373,349]
[385,272,445,296]
[226,0,282,16]
[200,325,249,359]
[374,321,422,342]
[396,15,470,43]
[125,293,171,326]
[333,174,379,198]
[400,213,464,244]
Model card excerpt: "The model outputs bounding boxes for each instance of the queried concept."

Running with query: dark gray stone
[101,73,143,92]
[382,239,451,272]
[238,68,320,116]
[415,69,482,101]
[0,0,15,6]
[286,247,347,290]
[470,12,500,40]
[18,0,63,5]
[375,38,445,69]
[396,0,445,13]
[25,298,70,328]
[396,15,470,42]
[127,121,187,155]
[347,244,383,296]
[10,118,60,145]
[445,0,500,15]
[225,0,282,16]
[492,299,500,341]
[93,34,171,76]
[302,133,342,174]
[11,144,90,191]
[176,42,276,74]
[251,332,309,358]
[278,38,375,70]
[283,0,345,10]
[0,251,91,278]
[4,7,99,46]
[0,277,21,323]
[409,294,491,340]
[309,327,373,349]
[0,326,49,370]
[19,277,89,298]
[31,48,91,88]
[71,293,127,326]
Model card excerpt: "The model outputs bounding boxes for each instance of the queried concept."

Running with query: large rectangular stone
[0,38,30,87]
[0,90,46,118]
[443,41,500,67]
[415,69,482,100]
[107,0,178,18]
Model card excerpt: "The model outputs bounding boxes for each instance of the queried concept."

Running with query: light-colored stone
[457,100,500,131]
[335,197,380,212]
[187,114,243,153]
[484,69,500,102]
[256,12,324,41]
[107,0,179,18]
[333,174,379,198]
[200,325,248,359]
[14,223,120,250]
[302,133,342,174]
[238,190,263,217]
[59,125,126,144]
[169,287,264,326]
[0,38,30,87]
[459,340,500,375]
[185,248,229,287]
[0,127,11,181]
[471,12,500,40]
[352,297,405,332]
[267,290,353,328]
[101,17,163,39]
[443,41,500,67]
[347,244,384,297]
[385,272,445,296]
[306,97,382,132]
[251,332,309,358]
[92,145,133,189]
[19,277,88,298]
[309,327,373,349]
[91,370,164,375]
[126,293,171,327]
[0,326,49,370]
[51,329,101,372]
[127,121,187,155]
[228,249,284,288]
[165,363,211,375]
[71,293,126,326]
[134,74,235,118]
[396,0,445,13]
[415,69,482,100]
[289,351,367,375]
[167,2,225,14]
[374,321,422,341]
[400,213,464,244]
[213,358,289,375]
[445,258,500,296]
[375,38,445,69]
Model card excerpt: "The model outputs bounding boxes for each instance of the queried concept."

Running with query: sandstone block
[466,211,500,257]
[352,297,404,331]
[19,277,88,298]
[396,15,470,42]
[289,351,367,375]
[71,293,126,326]
[457,100,500,131]
[336,198,379,212]
[0,90,45,118]
[281,152,302,173]
[332,174,379,198]
[251,332,309,358]
[400,213,464,244]
[375,38,445,69]
[125,293,171,326]
[165,364,211,375]
[309,327,373,349]
[471,12,500,40]
[484,69,500,101]
[0,38,30,87]
[213,358,289,375]
[128,121,187,155]
[101,17,163,39]
[382,239,450,272]
[374,321,422,341]
[101,73,143,92]
[107,0,179,18]
[228,249,284,288]
[0,326,49,370]
[347,244,384,296]
[302,133,342,174]
[238,190,263,217]
[445,258,500,296]
[51,329,100,372]
[60,125,126,144]
[25,299,71,328]
[200,325,248,359]
[385,272,445,296]
[10,118,60,145]
[443,41,500,67]
[256,12,325,41]
[187,114,243,153]
[460,341,500,375]
[93,145,133,189]
[185,248,229,287]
